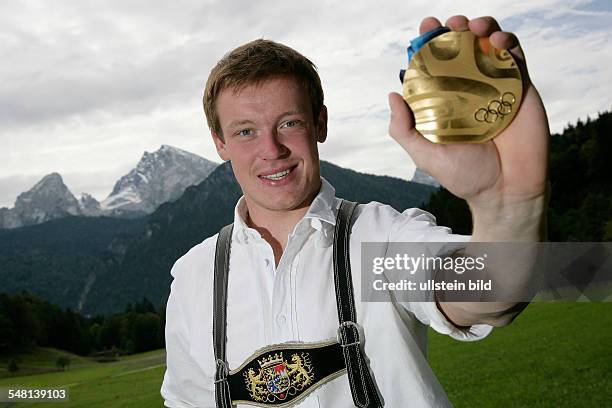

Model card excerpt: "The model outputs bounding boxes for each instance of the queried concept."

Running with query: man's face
[212,76,327,216]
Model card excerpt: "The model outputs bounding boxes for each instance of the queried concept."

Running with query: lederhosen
[213,200,383,407]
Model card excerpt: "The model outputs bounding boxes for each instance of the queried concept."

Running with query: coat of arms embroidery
[244,351,314,403]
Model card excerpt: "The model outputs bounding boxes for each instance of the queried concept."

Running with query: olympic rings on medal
[475,92,516,123]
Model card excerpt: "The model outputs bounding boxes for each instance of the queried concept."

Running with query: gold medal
[402,30,523,143]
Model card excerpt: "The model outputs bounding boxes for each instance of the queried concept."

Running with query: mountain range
[0,160,436,315]
[0,145,217,229]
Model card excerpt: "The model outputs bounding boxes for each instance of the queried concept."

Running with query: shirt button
[265,259,271,267]
[276,314,287,326]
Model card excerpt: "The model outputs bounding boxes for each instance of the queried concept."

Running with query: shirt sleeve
[387,206,494,341]
[408,301,493,341]
[161,256,215,407]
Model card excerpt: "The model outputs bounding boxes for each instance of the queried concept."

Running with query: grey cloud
[1,0,610,207]
[0,1,256,130]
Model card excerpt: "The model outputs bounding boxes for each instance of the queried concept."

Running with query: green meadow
[1,302,610,407]
[429,302,612,407]
[0,349,165,407]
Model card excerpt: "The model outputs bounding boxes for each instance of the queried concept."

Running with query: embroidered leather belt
[221,340,345,407]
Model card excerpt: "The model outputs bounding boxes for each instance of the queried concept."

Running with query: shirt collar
[233,196,258,244]
[231,177,338,243]
[302,177,338,226]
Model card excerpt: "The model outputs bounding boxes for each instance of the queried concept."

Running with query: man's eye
[281,120,301,129]
[237,129,253,137]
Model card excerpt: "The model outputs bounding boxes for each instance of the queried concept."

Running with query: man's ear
[316,105,328,143]
[211,130,230,161]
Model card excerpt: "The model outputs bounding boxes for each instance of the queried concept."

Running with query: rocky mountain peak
[9,172,81,227]
[101,145,218,216]
[29,172,64,191]
[411,168,440,188]
[79,193,102,217]
[16,172,75,205]
[0,146,219,228]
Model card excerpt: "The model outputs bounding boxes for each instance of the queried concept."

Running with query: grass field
[429,302,612,407]
[1,303,610,407]
[0,349,165,407]
[0,348,94,379]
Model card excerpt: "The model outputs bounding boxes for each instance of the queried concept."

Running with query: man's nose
[258,129,289,159]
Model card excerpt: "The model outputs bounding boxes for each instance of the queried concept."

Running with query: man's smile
[258,164,298,184]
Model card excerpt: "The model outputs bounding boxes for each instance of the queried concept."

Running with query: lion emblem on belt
[244,351,314,402]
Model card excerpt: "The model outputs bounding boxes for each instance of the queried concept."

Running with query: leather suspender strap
[213,224,233,408]
[212,199,382,407]
[334,200,383,408]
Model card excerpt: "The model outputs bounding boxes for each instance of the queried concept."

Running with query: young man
[162,15,548,407]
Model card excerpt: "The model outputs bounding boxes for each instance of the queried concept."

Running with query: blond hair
[203,39,324,137]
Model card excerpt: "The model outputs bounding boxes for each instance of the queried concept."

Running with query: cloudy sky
[1,0,610,208]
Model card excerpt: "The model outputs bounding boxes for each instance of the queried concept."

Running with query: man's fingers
[490,31,519,50]
[490,31,525,60]
[489,31,530,83]
[468,17,530,82]
[419,17,442,35]
[445,15,469,31]
[468,16,502,37]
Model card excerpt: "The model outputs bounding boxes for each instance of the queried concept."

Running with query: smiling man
[161,15,549,408]
[211,75,327,265]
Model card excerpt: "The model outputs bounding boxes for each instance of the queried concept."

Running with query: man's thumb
[388,92,431,159]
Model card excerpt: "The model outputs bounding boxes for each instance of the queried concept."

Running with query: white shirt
[161,178,491,408]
